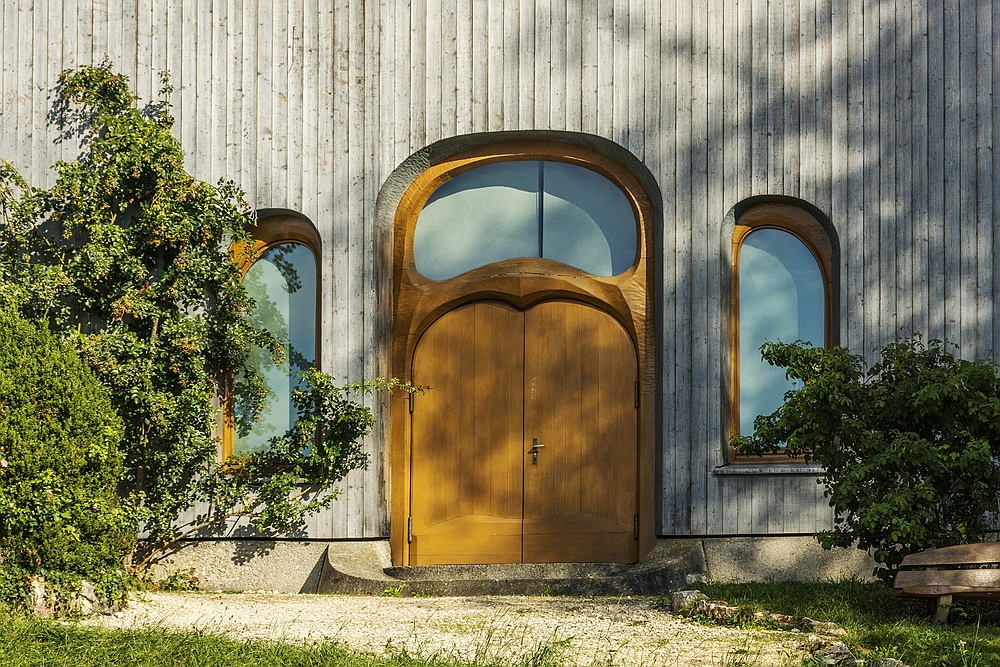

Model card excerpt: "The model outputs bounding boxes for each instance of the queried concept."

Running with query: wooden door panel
[523,301,584,521]
[409,301,524,565]
[409,515,522,565]
[410,299,637,565]
[522,515,634,563]
[523,301,638,563]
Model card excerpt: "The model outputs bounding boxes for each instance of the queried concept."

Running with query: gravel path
[85,592,812,666]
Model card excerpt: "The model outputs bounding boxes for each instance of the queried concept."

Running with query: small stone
[75,593,94,615]
[74,580,96,616]
[691,599,742,621]
[804,617,848,636]
[866,658,908,667]
[769,612,797,625]
[29,575,53,619]
[80,580,97,603]
[685,573,707,584]
[811,640,858,666]
[671,590,709,612]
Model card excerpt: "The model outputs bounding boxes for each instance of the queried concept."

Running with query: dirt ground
[84,591,815,666]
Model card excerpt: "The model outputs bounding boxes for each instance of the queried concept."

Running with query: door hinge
[634,381,640,409]
[633,513,639,540]
[408,392,414,413]
[407,516,413,543]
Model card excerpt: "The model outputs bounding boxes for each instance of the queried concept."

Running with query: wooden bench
[894,543,1000,622]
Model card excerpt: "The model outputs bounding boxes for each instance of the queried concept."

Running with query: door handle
[530,437,545,464]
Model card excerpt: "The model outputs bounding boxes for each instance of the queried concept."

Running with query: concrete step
[385,562,631,581]
[317,540,708,597]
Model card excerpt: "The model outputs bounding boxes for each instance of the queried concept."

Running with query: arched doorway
[390,140,656,565]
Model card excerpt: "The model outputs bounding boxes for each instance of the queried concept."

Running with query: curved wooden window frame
[393,143,649,356]
[389,140,656,565]
[221,215,322,461]
[728,203,834,463]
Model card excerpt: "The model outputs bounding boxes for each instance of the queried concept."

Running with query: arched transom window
[413,160,637,280]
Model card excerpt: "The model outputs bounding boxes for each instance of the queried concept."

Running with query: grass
[0,613,569,667]
[697,580,1000,666]
[0,615,397,667]
[715,640,765,667]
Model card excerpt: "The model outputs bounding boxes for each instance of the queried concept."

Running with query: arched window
[412,159,637,280]
[223,216,321,458]
[730,202,835,455]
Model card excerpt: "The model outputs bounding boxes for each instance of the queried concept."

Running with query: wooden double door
[408,300,638,565]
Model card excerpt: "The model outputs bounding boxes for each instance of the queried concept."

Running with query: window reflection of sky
[739,228,824,435]
[235,242,316,454]
[414,161,635,279]
[542,161,635,274]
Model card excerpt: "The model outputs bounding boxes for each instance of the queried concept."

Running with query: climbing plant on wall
[0,61,396,577]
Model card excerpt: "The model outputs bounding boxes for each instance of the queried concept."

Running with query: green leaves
[197,371,416,541]
[0,305,134,610]
[0,62,402,581]
[733,336,1000,580]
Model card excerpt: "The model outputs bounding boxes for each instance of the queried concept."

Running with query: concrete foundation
[702,536,877,583]
[145,536,876,594]
[144,540,392,594]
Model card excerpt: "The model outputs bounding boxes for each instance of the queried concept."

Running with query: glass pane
[413,159,639,279]
[235,242,317,454]
[541,161,636,276]
[738,228,824,435]
[414,161,541,280]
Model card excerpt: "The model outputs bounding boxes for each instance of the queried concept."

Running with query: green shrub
[0,63,412,576]
[733,336,1000,580]
[0,302,134,611]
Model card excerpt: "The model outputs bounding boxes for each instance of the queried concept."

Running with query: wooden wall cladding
[2,1,996,539]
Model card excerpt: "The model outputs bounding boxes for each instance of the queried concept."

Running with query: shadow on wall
[701,536,878,583]
[145,540,335,593]
[615,0,993,363]
[638,0,997,536]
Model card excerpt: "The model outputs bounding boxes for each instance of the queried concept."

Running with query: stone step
[384,562,631,581]
[317,540,707,597]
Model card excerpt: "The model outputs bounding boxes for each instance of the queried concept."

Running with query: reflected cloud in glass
[738,228,824,435]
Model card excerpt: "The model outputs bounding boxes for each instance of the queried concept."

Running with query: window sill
[714,463,824,476]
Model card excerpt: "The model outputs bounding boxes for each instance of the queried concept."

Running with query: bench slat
[899,543,1000,567]
[897,585,1000,598]
[894,568,1000,590]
